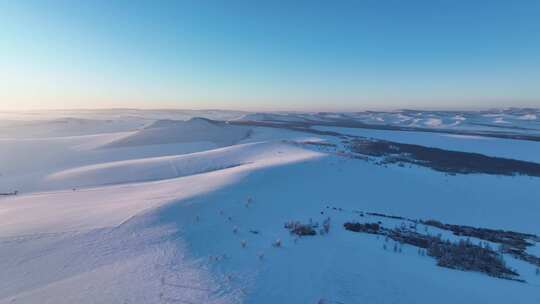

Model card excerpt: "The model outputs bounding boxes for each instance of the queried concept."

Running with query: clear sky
[1,0,539,111]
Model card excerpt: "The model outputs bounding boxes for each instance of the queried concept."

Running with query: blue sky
[1,0,539,111]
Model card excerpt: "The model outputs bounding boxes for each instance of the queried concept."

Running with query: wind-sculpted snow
[45,141,316,189]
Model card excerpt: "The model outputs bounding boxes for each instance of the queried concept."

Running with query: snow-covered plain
[313,126,540,162]
[1,109,539,303]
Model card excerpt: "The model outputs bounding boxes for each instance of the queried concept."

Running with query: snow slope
[106,118,251,148]
[3,137,539,303]
[0,133,217,193]
[146,145,540,303]
[0,140,322,303]
[45,142,312,190]
[8,142,540,303]
[0,109,248,139]
[1,109,540,304]
[0,117,252,193]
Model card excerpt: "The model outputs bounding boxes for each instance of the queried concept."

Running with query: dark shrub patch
[292,225,316,236]
[348,138,540,177]
[428,239,518,279]
[422,219,537,250]
[344,221,521,281]
[421,219,540,267]
[343,222,380,234]
[284,221,317,236]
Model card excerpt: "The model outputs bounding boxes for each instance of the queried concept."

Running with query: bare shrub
[322,217,331,234]
[285,220,317,236]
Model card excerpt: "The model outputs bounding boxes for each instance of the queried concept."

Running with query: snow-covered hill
[0,117,251,193]
[1,109,539,304]
[106,118,251,148]
[46,141,317,189]
[236,108,540,138]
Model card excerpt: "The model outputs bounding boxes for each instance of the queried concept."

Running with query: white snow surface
[106,118,251,148]
[46,142,314,190]
[1,109,540,304]
[314,126,540,162]
[0,139,322,303]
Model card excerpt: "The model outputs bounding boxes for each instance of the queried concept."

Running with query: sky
[1,0,539,111]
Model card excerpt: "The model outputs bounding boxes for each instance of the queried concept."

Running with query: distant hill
[105,117,251,148]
